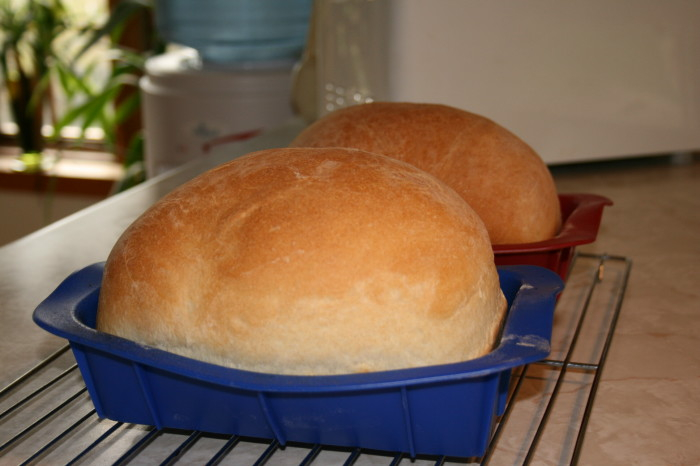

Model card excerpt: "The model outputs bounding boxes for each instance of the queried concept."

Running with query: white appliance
[140,48,296,177]
[310,0,700,164]
[141,1,314,177]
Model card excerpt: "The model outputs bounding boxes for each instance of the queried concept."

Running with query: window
[0,0,112,151]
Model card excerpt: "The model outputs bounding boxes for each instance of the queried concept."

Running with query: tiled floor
[548,153,700,464]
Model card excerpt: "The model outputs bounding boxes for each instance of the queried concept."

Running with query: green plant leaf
[73,0,153,61]
[114,90,140,126]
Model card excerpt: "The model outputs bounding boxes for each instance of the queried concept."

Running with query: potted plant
[1,0,162,191]
[0,0,69,172]
[53,0,163,190]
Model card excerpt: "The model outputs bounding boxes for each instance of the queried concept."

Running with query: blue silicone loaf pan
[33,263,563,459]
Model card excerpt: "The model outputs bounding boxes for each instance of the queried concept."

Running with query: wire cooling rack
[0,253,631,465]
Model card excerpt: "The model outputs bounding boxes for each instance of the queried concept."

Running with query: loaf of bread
[290,102,561,244]
[96,147,507,375]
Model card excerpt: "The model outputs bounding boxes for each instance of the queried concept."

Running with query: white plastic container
[140,48,295,177]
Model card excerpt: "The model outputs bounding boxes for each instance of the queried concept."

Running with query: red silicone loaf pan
[493,193,612,280]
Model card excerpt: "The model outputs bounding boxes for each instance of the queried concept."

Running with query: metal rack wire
[0,253,631,465]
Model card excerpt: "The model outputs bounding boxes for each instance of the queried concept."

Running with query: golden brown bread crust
[290,102,561,244]
[96,147,506,375]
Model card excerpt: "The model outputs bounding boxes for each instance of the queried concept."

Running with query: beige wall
[0,189,103,246]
